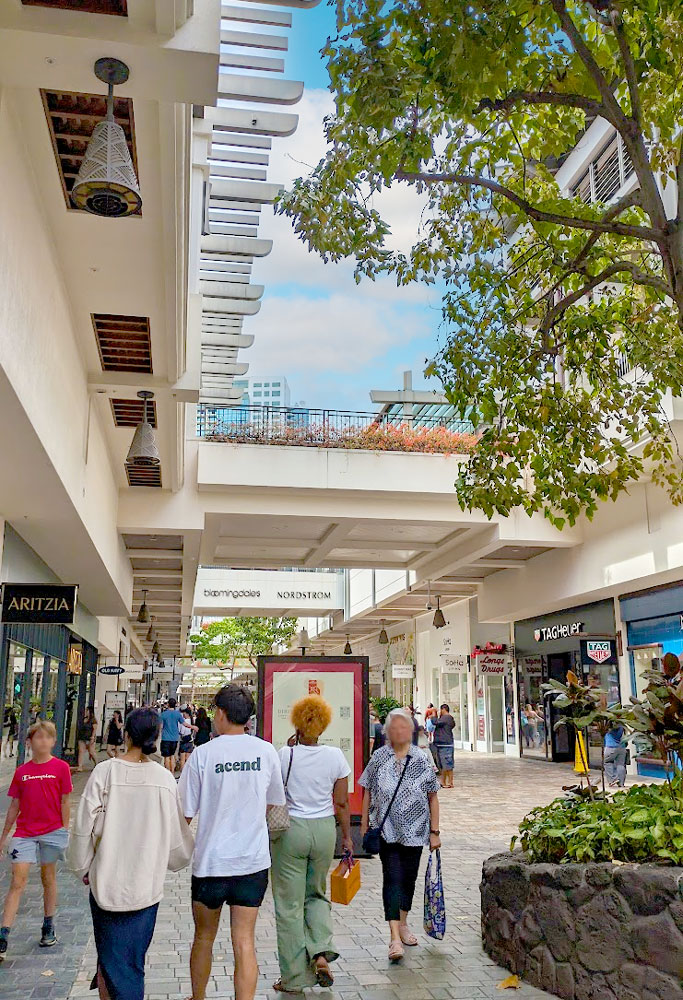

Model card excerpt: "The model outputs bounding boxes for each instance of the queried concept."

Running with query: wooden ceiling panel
[41,89,138,211]
[23,0,127,12]
[111,399,158,428]
[92,314,152,373]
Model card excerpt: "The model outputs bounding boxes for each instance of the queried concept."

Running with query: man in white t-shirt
[179,685,285,1000]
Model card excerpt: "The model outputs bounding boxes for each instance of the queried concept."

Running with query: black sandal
[272,980,304,995]
[313,957,334,988]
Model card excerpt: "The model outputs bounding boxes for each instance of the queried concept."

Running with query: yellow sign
[574,731,589,774]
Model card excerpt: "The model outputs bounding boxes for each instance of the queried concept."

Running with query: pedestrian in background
[105,711,124,758]
[159,698,184,773]
[360,708,441,962]
[70,707,193,1000]
[271,695,352,994]
[604,722,628,788]
[0,720,72,960]
[179,708,198,773]
[432,704,456,788]
[194,707,212,746]
[77,707,98,772]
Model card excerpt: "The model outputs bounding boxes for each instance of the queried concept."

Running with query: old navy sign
[1,584,78,625]
[534,621,583,642]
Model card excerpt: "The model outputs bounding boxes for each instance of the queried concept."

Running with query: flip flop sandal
[388,941,405,963]
[399,926,419,946]
[313,960,334,987]
[272,980,304,995]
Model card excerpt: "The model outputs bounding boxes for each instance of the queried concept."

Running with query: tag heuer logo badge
[534,629,541,641]
[587,641,611,663]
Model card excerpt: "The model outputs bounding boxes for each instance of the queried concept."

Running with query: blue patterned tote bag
[423,849,446,940]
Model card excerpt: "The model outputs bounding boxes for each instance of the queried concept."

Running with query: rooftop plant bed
[207,421,480,455]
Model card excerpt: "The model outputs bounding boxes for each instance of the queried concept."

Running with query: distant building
[231,376,292,407]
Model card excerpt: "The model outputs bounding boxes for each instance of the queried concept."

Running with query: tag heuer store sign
[1,584,78,625]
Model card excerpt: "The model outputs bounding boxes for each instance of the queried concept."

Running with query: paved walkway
[0,751,615,1000]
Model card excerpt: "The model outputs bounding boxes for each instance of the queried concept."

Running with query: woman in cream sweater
[70,708,194,1000]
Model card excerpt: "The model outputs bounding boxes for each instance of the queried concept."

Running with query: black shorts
[191,869,269,910]
[160,740,178,758]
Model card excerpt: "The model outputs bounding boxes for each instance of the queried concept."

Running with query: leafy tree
[190,617,298,675]
[371,695,402,723]
[278,0,683,527]
[628,668,683,799]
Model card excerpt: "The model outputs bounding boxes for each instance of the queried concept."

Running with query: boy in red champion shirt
[0,719,73,959]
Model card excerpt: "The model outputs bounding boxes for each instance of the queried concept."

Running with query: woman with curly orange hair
[270,695,352,994]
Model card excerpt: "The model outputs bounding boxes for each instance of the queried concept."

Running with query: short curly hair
[291,695,333,739]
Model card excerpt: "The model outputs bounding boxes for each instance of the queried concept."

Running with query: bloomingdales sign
[194,568,344,613]
[534,621,583,642]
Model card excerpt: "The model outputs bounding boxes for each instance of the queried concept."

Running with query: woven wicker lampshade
[126,391,160,467]
[71,57,141,218]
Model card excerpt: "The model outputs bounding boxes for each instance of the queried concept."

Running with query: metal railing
[196,403,474,448]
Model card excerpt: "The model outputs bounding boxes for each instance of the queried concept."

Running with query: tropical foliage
[371,695,402,723]
[190,617,298,673]
[208,421,478,455]
[515,777,683,864]
[278,0,683,527]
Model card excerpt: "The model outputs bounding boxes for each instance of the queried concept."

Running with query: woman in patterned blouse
[359,709,441,962]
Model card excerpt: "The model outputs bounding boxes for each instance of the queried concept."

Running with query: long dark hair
[195,707,211,730]
[124,708,160,756]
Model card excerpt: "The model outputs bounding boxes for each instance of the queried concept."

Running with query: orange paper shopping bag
[330,853,361,905]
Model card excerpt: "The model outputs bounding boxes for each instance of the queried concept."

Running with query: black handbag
[363,756,410,855]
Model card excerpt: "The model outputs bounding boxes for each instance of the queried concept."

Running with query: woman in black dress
[77,707,98,772]
[193,706,212,746]
[106,711,124,758]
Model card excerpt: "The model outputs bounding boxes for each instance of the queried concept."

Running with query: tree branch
[541,261,671,332]
[549,0,627,124]
[395,169,662,241]
[569,189,644,272]
[609,9,642,125]
[474,90,605,118]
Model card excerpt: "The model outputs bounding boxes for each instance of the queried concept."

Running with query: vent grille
[23,0,127,11]
[111,398,158,427]
[92,314,152,373]
[41,89,138,211]
[126,465,162,488]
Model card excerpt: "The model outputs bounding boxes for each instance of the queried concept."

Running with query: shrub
[513,777,683,865]
[371,696,402,724]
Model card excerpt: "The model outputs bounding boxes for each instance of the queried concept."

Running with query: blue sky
[242,2,447,412]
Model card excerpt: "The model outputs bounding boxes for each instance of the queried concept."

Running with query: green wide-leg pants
[271,815,338,990]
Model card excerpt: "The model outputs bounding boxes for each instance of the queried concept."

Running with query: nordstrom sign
[194,568,344,614]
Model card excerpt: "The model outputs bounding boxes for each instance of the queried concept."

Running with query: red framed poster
[257,656,369,816]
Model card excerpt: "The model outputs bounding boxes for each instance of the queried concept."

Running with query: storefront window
[441,670,468,744]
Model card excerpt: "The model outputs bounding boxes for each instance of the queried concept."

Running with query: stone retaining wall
[481,852,683,1000]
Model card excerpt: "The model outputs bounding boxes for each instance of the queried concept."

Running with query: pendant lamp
[71,57,142,217]
[378,620,389,644]
[137,588,150,623]
[297,627,310,654]
[152,639,160,656]
[343,634,353,655]
[432,596,446,630]
[126,391,160,467]
[146,616,157,643]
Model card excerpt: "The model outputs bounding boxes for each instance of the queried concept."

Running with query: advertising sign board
[195,568,344,615]
[1,583,78,625]
[258,656,369,816]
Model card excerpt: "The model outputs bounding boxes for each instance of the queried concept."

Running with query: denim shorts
[9,827,69,864]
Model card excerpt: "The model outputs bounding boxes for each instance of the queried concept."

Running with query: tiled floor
[0,751,599,999]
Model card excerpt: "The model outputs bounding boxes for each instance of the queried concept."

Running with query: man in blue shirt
[159,698,184,772]
[604,724,627,788]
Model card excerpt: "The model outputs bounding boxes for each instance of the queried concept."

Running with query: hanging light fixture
[297,627,310,654]
[137,588,150,623]
[71,57,142,217]
[152,639,160,656]
[343,634,353,655]
[432,596,446,630]
[146,616,157,643]
[378,620,389,645]
[126,391,160,467]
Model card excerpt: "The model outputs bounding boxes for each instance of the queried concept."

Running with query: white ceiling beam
[201,333,254,348]
[303,522,354,567]
[211,132,272,151]
[210,178,283,204]
[200,260,253,273]
[210,148,270,166]
[219,52,286,73]
[202,296,261,315]
[476,559,526,569]
[210,163,268,181]
[221,4,292,26]
[209,224,260,238]
[218,73,304,106]
[220,28,289,50]
[202,362,250,376]
[202,232,273,255]
[127,549,183,560]
[200,281,264,300]
[206,106,299,138]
